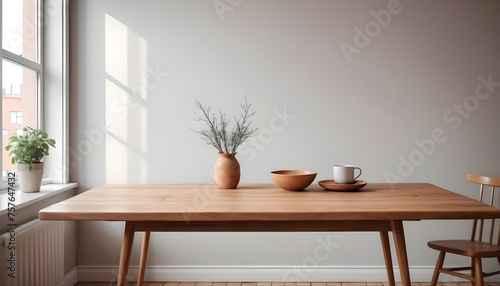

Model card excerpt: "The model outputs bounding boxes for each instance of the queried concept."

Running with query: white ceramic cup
[333,165,362,184]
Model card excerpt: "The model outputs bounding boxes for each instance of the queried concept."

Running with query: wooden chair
[427,173,500,286]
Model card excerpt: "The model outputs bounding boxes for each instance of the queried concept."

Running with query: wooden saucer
[318,180,367,192]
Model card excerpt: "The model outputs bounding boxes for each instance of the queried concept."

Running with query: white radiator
[0,219,64,286]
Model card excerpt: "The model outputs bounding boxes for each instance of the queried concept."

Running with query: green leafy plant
[192,97,258,154]
[5,126,56,170]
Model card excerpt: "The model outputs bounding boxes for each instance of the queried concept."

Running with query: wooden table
[39,183,500,286]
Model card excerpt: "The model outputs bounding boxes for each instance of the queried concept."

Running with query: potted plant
[5,126,56,193]
[192,97,258,189]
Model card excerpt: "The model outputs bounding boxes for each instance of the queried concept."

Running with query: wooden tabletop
[38,183,500,222]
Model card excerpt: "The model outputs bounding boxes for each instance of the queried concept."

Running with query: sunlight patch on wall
[104,13,148,183]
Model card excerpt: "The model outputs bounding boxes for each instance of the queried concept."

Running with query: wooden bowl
[271,170,317,191]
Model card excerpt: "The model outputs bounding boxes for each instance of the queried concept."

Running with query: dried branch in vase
[192,97,258,154]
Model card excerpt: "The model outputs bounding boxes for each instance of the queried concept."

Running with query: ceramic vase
[214,153,240,189]
[17,162,44,193]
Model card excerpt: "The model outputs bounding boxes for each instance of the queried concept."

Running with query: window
[1,0,68,187]
[2,0,41,178]
[10,111,22,124]
[2,0,38,62]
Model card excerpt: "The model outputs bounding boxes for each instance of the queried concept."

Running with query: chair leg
[471,258,476,286]
[430,251,445,286]
[474,258,484,286]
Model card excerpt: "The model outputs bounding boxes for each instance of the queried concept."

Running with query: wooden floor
[74,282,500,286]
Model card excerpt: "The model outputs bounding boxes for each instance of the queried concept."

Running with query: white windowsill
[0,183,78,216]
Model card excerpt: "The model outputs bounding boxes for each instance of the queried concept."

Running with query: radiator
[0,219,64,286]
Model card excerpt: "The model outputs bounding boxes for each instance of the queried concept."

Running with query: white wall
[68,0,500,282]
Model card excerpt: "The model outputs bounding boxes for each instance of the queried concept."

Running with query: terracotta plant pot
[214,153,240,189]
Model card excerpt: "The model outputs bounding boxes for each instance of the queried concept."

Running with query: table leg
[391,220,411,286]
[380,231,395,286]
[137,231,151,286]
[118,221,136,286]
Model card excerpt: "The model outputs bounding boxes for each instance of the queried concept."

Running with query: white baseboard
[58,266,79,286]
[77,265,455,282]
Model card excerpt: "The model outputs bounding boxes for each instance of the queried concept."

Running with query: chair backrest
[467,173,500,245]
